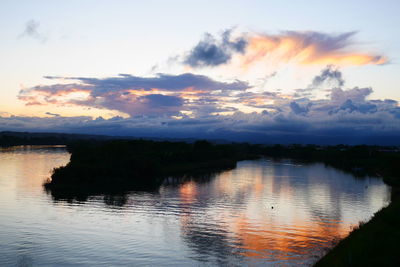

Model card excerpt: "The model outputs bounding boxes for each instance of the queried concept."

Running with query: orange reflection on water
[232,213,350,261]
[179,181,198,204]
[176,160,374,263]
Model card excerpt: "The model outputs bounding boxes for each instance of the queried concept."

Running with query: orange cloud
[241,33,387,67]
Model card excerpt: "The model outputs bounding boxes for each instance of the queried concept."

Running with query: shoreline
[314,190,400,266]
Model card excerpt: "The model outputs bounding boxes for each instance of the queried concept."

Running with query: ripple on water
[0,148,391,266]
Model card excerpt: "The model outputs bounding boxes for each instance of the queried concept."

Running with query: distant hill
[0,131,228,146]
[0,131,116,146]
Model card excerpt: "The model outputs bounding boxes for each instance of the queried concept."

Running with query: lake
[0,146,391,266]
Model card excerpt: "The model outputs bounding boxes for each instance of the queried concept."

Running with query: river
[0,146,391,266]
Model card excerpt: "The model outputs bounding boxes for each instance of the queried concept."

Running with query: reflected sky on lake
[0,146,391,266]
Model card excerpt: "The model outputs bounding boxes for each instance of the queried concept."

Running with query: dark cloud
[45,112,60,117]
[184,33,231,67]
[290,102,311,115]
[19,20,46,42]
[221,29,247,53]
[295,65,345,97]
[73,93,184,117]
[328,99,377,114]
[139,94,183,107]
[19,73,250,116]
[311,65,345,88]
[184,29,247,67]
[43,73,249,93]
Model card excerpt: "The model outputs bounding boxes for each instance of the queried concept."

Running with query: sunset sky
[1,0,399,144]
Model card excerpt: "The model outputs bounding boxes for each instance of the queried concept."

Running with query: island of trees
[44,139,260,194]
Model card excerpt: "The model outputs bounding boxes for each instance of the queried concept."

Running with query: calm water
[0,146,391,266]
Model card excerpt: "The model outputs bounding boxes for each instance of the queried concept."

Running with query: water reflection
[46,171,224,207]
[168,159,389,265]
[0,147,391,266]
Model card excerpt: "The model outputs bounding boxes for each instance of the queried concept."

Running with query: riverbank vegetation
[44,140,260,194]
[262,144,400,186]
[314,194,400,266]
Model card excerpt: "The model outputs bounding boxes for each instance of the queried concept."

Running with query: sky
[1,0,400,144]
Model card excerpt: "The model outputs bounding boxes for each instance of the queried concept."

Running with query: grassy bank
[315,194,400,267]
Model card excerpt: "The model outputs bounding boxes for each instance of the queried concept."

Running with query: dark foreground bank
[315,192,400,267]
